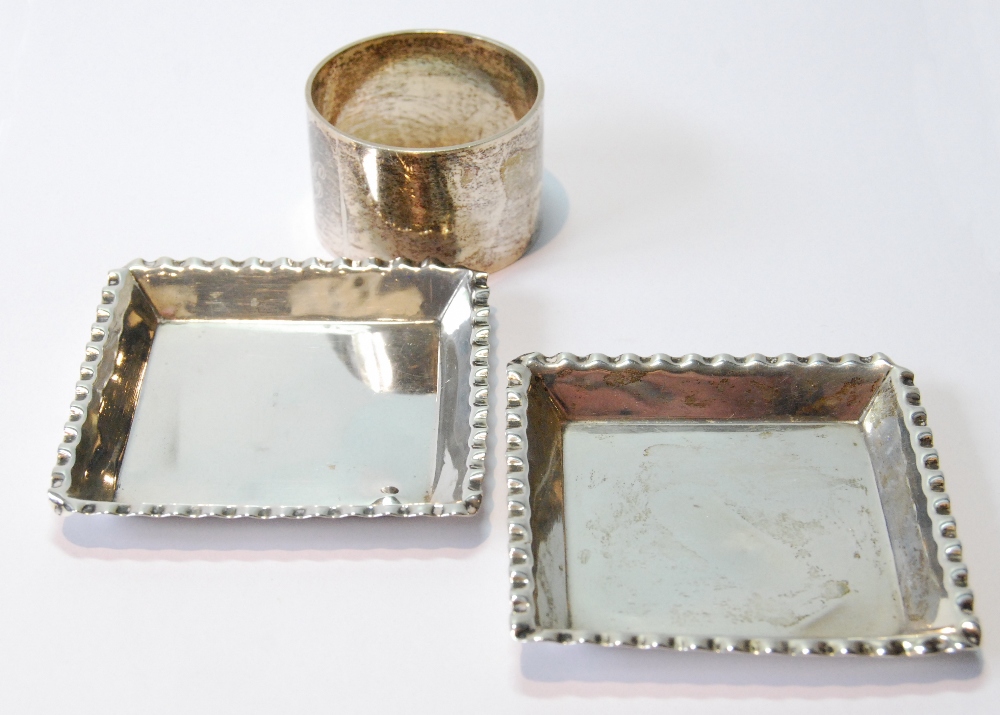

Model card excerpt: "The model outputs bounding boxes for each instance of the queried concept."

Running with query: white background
[1,1,998,712]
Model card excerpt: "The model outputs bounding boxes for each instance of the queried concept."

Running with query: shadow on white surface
[519,642,982,693]
[525,170,569,256]
[58,512,489,558]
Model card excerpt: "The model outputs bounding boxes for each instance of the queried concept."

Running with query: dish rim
[48,256,489,519]
[505,351,979,655]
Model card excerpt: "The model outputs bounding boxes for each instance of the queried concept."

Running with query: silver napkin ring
[307,30,543,272]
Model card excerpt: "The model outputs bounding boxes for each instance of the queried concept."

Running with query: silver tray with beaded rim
[49,257,489,519]
[506,352,979,656]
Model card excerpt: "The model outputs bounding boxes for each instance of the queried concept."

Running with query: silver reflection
[51,259,487,518]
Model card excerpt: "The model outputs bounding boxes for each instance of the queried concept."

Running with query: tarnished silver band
[306,30,543,272]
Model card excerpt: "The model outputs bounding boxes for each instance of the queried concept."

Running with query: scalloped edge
[506,352,979,655]
[48,257,488,519]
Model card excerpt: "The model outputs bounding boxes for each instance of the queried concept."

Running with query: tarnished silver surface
[307,30,543,273]
[49,257,489,518]
[507,353,979,655]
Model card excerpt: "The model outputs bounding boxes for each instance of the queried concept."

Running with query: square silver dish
[49,257,489,518]
[506,352,979,655]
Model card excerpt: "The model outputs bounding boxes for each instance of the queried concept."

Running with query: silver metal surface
[49,257,489,518]
[307,30,543,273]
[507,352,979,655]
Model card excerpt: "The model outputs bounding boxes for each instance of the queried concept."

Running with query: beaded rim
[48,256,488,518]
[506,352,979,655]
